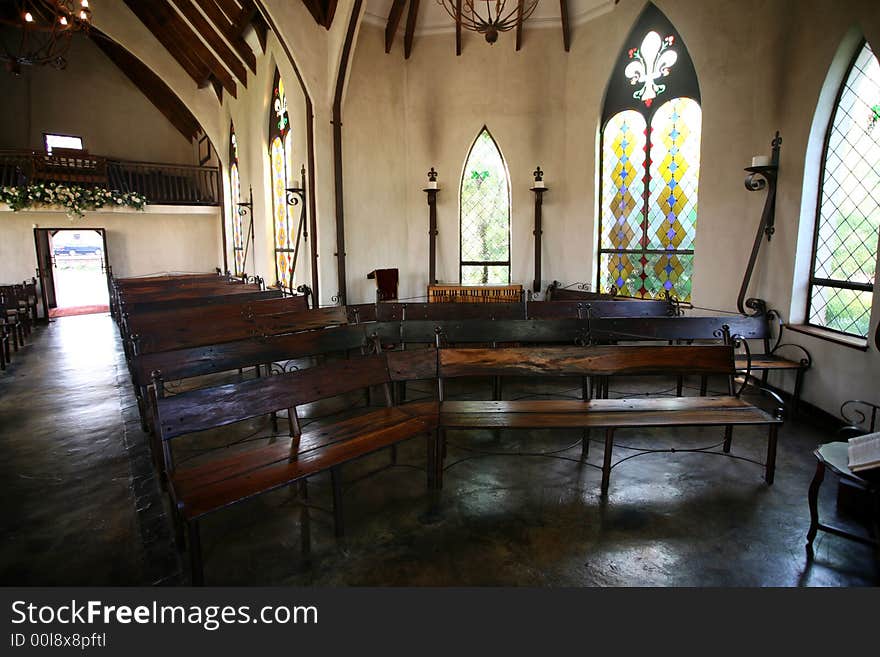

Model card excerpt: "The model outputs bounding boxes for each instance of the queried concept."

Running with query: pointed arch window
[460,127,511,285]
[806,41,880,339]
[269,68,294,289]
[229,122,244,276]
[598,4,701,301]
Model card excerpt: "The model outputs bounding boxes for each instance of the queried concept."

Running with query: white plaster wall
[0,208,222,282]
[0,34,194,164]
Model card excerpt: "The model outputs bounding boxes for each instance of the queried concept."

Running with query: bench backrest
[120,289,284,316]
[126,295,309,336]
[133,323,371,385]
[527,299,674,319]
[438,344,735,378]
[119,283,260,305]
[590,315,771,342]
[134,305,348,354]
[154,353,394,441]
[114,273,223,288]
[153,348,439,441]
[376,302,524,321]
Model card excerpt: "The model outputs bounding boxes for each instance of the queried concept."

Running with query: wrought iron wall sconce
[738,132,781,315]
[283,165,308,296]
[530,166,549,293]
[424,167,439,285]
[236,185,255,279]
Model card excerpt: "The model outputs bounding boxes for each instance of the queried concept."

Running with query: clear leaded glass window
[598,4,701,301]
[229,124,244,276]
[807,42,880,338]
[269,69,293,289]
[460,127,511,285]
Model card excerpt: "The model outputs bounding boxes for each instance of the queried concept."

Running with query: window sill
[785,324,869,351]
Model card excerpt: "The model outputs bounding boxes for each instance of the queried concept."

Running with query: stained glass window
[460,127,511,285]
[229,123,244,276]
[269,68,294,290]
[598,4,701,301]
[807,41,880,339]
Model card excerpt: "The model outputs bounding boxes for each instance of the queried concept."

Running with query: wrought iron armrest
[750,383,786,421]
[770,342,813,368]
[840,399,880,434]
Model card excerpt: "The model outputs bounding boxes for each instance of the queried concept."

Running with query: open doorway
[34,228,110,318]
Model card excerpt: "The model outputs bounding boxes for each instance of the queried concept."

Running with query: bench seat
[402,397,780,429]
[735,354,805,371]
[171,407,436,521]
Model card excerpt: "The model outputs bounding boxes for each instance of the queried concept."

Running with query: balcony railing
[0,149,220,206]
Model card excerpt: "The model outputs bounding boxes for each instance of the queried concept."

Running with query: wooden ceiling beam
[124,0,212,91]
[384,0,406,53]
[194,0,257,73]
[89,31,201,140]
[231,1,258,38]
[515,0,523,52]
[455,0,462,56]
[171,0,248,86]
[404,0,419,60]
[213,0,243,23]
[560,0,570,52]
[152,0,238,98]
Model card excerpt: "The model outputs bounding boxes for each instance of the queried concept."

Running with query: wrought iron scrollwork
[738,132,781,315]
[840,400,880,434]
[269,360,301,375]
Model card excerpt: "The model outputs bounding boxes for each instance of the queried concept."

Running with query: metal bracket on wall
[738,132,781,315]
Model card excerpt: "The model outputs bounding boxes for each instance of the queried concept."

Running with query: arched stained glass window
[598,3,701,301]
[807,41,880,338]
[229,122,244,276]
[269,68,294,289]
[460,127,511,285]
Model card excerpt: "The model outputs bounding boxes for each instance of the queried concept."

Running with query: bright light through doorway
[49,229,109,317]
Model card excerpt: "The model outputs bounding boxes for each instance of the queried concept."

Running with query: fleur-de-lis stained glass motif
[598,4,700,301]
[625,31,677,107]
[268,68,294,289]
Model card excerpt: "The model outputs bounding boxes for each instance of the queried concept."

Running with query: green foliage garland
[0,183,147,219]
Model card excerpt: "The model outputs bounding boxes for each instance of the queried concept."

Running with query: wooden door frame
[33,227,110,319]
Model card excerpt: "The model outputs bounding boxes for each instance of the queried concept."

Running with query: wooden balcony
[0,149,220,206]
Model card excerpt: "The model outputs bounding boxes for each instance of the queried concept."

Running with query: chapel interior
[0,0,879,587]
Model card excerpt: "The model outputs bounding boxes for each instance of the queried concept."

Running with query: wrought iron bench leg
[793,368,805,417]
[700,375,708,396]
[187,520,204,586]
[425,430,443,520]
[299,480,311,561]
[805,458,825,559]
[723,426,733,453]
[601,428,615,495]
[581,428,590,461]
[330,467,345,539]
[765,425,778,485]
[676,375,683,397]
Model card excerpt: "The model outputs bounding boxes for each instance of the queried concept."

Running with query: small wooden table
[806,442,880,558]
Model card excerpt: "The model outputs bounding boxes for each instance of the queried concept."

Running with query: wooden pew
[402,343,783,500]
[151,350,439,584]
[132,305,348,354]
[119,289,284,318]
[589,312,812,407]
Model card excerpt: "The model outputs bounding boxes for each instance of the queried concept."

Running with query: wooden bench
[588,306,812,409]
[428,284,523,303]
[150,349,439,584]
[131,305,348,355]
[132,323,374,471]
[399,343,783,502]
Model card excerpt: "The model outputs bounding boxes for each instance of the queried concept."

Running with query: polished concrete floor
[1,314,877,586]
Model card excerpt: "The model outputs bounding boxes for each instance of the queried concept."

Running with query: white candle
[533,180,545,188]
[751,155,771,168]
[426,181,438,189]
